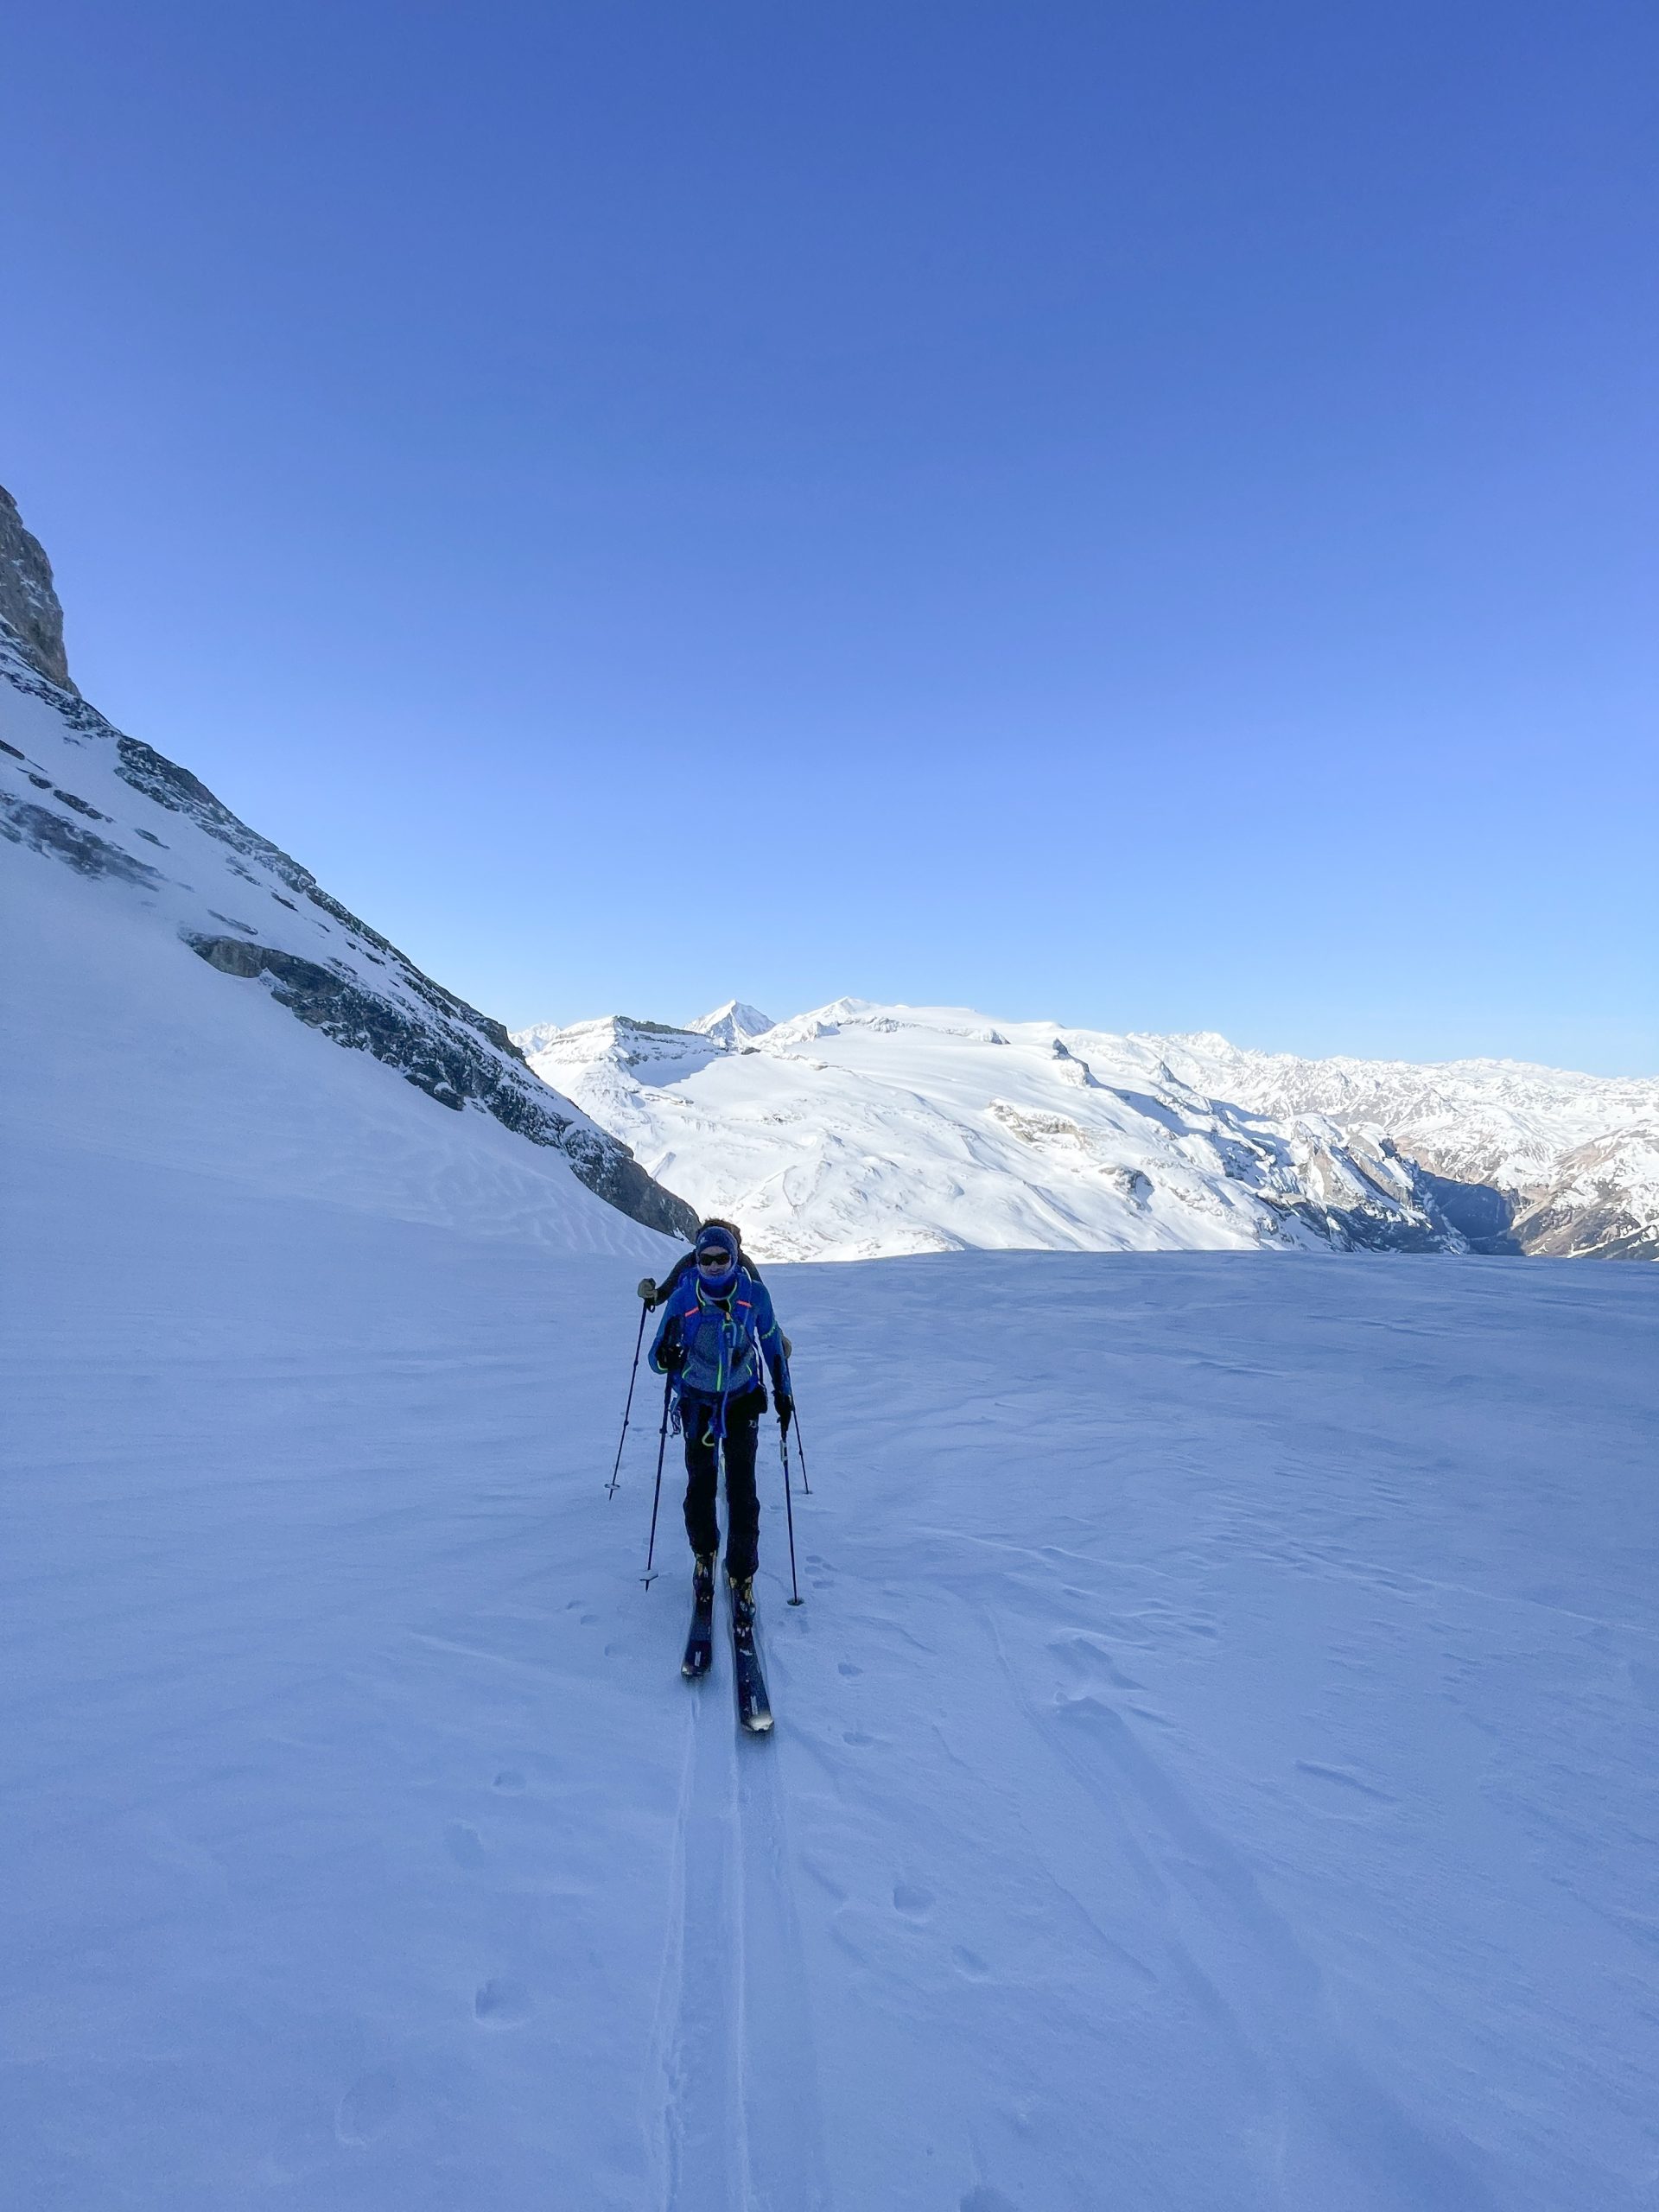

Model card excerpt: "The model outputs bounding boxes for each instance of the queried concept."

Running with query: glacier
[519,1000,1659,1262]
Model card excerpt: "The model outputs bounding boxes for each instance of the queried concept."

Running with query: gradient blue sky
[5,1,1656,1070]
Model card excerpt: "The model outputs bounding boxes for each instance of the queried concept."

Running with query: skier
[647,1222,792,1613]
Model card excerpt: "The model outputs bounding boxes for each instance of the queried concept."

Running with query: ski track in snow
[646,1616,829,2212]
[4,1122,1657,2209]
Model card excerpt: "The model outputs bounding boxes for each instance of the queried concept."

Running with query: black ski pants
[680,1385,766,1580]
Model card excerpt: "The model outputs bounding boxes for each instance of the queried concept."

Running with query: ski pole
[790,1399,813,1495]
[607,1300,650,1497]
[641,1376,672,1589]
[780,1427,804,1606]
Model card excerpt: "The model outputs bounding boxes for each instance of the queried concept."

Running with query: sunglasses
[696,1249,734,1270]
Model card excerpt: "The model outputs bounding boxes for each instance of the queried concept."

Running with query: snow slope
[0,619,693,1245]
[518,1001,1470,1262]
[6,1153,1656,2210]
[3,844,673,1256]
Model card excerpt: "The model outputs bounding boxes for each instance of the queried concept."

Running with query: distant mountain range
[517,1000,1658,1262]
[1153,1034,1659,1261]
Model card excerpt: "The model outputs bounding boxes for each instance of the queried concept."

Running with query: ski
[682,1562,715,1679]
[729,1578,773,1733]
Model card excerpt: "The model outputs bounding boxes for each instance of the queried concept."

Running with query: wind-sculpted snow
[6,1146,1656,2209]
[517,1001,1468,1261]
[0,627,696,1244]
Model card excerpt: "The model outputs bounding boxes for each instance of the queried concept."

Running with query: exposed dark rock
[51,787,110,820]
[1408,1165,1520,1255]
[113,733,531,1061]
[186,936,700,1240]
[1,792,165,886]
[0,485,75,691]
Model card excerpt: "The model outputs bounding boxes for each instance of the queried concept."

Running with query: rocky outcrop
[0,488,699,1246]
[185,935,697,1238]
[1,786,166,886]
[0,485,75,691]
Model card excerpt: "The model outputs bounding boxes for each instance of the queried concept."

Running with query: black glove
[774,1392,794,1431]
[658,1333,685,1374]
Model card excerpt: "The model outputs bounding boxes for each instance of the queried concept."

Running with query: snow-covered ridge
[513,999,1658,1262]
[0,488,696,1248]
[514,1001,1488,1262]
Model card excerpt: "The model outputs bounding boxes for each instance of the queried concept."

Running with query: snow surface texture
[2,844,675,1258]
[518,1001,1659,1263]
[0,624,695,1242]
[6,1149,1656,2210]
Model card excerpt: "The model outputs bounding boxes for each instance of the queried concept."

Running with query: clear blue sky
[4,1,1655,1070]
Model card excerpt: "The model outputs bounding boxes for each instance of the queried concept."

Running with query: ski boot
[726,1567,756,1625]
[683,1553,717,1679]
[725,1569,772,1732]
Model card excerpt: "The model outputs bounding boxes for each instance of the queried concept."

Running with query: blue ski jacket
[649,1266,791,1435]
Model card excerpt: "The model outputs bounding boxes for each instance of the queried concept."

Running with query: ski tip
[741,1713,775,1734]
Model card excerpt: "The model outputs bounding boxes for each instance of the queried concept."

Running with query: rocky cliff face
[0,490,696,1244]
[0,485,75,692]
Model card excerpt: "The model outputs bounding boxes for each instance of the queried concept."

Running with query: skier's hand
[637,1275,658,1304]
[781,1334,793,1357]
[658,1335,686,1373]
[775,1392,794,1432]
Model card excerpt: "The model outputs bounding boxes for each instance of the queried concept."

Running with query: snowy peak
[686,999,773,1046]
